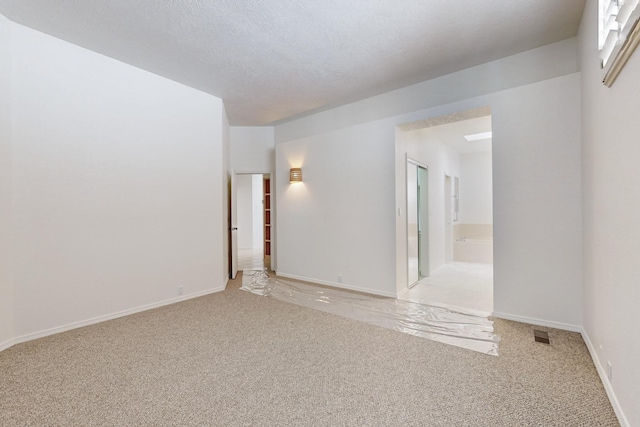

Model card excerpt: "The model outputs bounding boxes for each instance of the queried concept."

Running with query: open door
[407,162,419,287]
[417,165,429,278]
[408,159,429,288]
[230,170,238,279]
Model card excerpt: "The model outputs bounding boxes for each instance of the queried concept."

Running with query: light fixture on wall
[290,168,302,183]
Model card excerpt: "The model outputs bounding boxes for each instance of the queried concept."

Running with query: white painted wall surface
[9,22,226,339]
[580,1,640,424]
[275,122,397,297]
[230,126,275,173]
[459,151,493,225]
[0,14,14,349]
[488,75,582,328]
[276,41,582,327]
[236,175,254,249]
[252,174,264,249]
[398,129,461,276]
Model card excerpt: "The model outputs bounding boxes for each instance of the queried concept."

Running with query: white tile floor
[398,262,493,315]
[238,248,264,271]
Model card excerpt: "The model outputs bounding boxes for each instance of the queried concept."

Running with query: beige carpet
[0,273,618,426]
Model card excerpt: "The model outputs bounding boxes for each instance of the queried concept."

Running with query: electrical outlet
[607,361,612,381]
[178,286,183,296]
[337,274,342,283]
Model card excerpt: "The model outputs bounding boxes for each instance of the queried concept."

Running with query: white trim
[581,328,630,427]
[491,311,582,332]
[603,15,640,86]
[406,156,429,289]
[492,312,629,425]
[233,170,272,175]
[406,156,429,169]
[0,286,226,353]
[275,272,398,298]
[0,337,17,353]
[397,287,410,299]
[600,0,640,76]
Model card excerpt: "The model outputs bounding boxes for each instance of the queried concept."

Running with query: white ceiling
[422,116,493,155]
[0,0,586,125]
[400,107,492,154]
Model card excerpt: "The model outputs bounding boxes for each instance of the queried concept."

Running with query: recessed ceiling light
[464,131,492,141]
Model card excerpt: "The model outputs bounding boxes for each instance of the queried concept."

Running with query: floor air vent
[533,330,550,344]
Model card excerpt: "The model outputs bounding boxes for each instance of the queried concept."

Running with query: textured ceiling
[0,0,586,125]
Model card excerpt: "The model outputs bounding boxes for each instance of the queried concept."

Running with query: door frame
[406,156,429,288]
[418,165,429,279]
[230,170,238,279]
[444,174,453,264]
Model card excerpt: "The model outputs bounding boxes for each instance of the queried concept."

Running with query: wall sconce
[290,168,302,183]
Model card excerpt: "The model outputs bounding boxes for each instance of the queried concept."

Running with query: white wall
[489,76,582,328]
[398,128,461,278]
[7,22,227,340]
[237,175,254,249]
[0,14,14,349]
[276,39,583,327]
[459,151,493,225]
[230,126,275,173]
[580,1,640,424]
[275,122,397,297]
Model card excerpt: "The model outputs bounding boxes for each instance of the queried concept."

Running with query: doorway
[236,174,264,270]
[398,108,494,314]
[230,172,271,278]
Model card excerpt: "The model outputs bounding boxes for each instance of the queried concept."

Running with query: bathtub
[453,238,493,264]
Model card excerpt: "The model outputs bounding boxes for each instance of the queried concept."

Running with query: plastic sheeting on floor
[240,270,500,356]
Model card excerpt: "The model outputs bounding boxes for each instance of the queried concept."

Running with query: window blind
[599,0,640,85]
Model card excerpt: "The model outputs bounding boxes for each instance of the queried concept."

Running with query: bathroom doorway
[398,108,494,314]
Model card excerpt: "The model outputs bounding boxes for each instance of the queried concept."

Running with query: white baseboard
[491,311,582,332]
[0,337,17,352]
[492,312,628,425]
[275,272,397,298]
[581,328,630,427]
[1,286,226,353]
